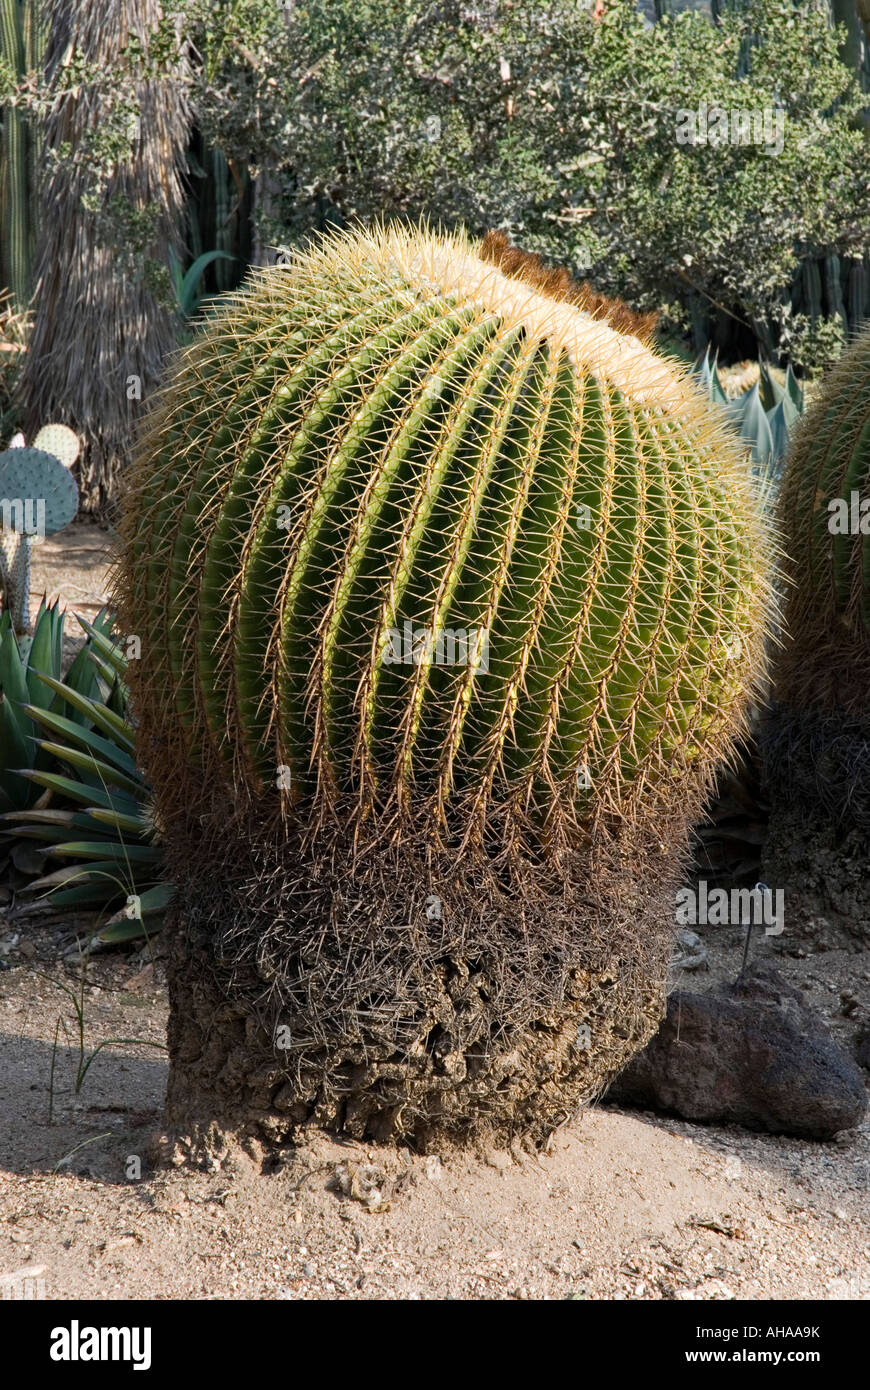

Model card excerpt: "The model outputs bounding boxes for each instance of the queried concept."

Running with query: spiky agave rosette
[115,224,773,1152]
[763,326,870,933]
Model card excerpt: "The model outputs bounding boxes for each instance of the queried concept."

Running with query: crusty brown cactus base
[156,823,679,1161]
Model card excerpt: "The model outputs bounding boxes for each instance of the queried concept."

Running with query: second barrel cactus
[764,325,870,931]
[117,225,773,1151]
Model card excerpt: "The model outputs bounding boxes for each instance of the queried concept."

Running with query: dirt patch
[28,518,112,619]
[0,919,868,1301]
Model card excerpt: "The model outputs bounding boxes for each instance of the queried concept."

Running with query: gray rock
[607,962,867,1139]
[671,929,709,972]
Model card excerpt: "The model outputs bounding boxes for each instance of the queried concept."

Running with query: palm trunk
[21,1,190,512]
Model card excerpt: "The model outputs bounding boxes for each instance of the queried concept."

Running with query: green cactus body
[763,324,870,938]
[120,226,770,837]
[1,0,29,309]
[777,325,870,712]
[0,0,42,312]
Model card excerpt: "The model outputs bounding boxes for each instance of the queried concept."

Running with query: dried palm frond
[21,0,190,512]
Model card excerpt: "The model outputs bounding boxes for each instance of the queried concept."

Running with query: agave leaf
[29,740,145,799]
[0,621,36,808]
[63,645,101,715]
[29,674,135,750]
[51,601,64,679]
[737,381,774,465]
[778,390,802,432]
[94,918,155,945]
[8,824,85,844]
[784,363,804,412]
[758,360,784,412]
[694,346,728,405]
[23,860,130,891]
[84,804,151,836]
[100,882,173,927]
[708,359,728,406]
[767,399,795,470]
[76,615,127,677]
[0,620,29,711]
[44,839,160,863]
[25,604,60,708]
[63,608,114,707]
[133,882,174,913]
[21,702,139,775]
[178,249,234,318]
[106,673,128,718]
[17,768,141,813]
[36,882,124,908]
[0,807,99,830]
[87,654,130,712]
[0,696,31,808]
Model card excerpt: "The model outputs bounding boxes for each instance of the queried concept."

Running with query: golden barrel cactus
[116,225,773,1151]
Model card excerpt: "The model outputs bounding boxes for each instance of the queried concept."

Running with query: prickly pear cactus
[0,443,79,632]
[32,423,80,470]
[117,225,773,1151]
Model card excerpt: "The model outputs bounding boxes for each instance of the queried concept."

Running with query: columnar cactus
[764,325,870,929]
[0,0,42,312]
[117,225,773,1151]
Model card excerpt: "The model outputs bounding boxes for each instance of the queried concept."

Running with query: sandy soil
[26,517,115,668]
[28,519,114,619]
[0,927,868,1302]
[1,524,868,1302]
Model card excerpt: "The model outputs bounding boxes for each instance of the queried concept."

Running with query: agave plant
[115,223,773,1152]
[693,347,804,481]
[0,597,97,812]
[168,247,235,324]
[0,604,167,943]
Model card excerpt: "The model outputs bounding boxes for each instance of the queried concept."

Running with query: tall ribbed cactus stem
[116,225,772,1156]
[0,0,33,310]
[763,325,870,938]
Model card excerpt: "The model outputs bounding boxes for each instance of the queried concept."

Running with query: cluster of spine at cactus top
[118,225,772,835]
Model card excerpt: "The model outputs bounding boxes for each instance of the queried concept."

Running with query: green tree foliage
[184,0,870,364]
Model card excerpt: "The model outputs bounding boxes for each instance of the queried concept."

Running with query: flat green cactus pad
[32,423,80,469]
[0,447,79,535]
